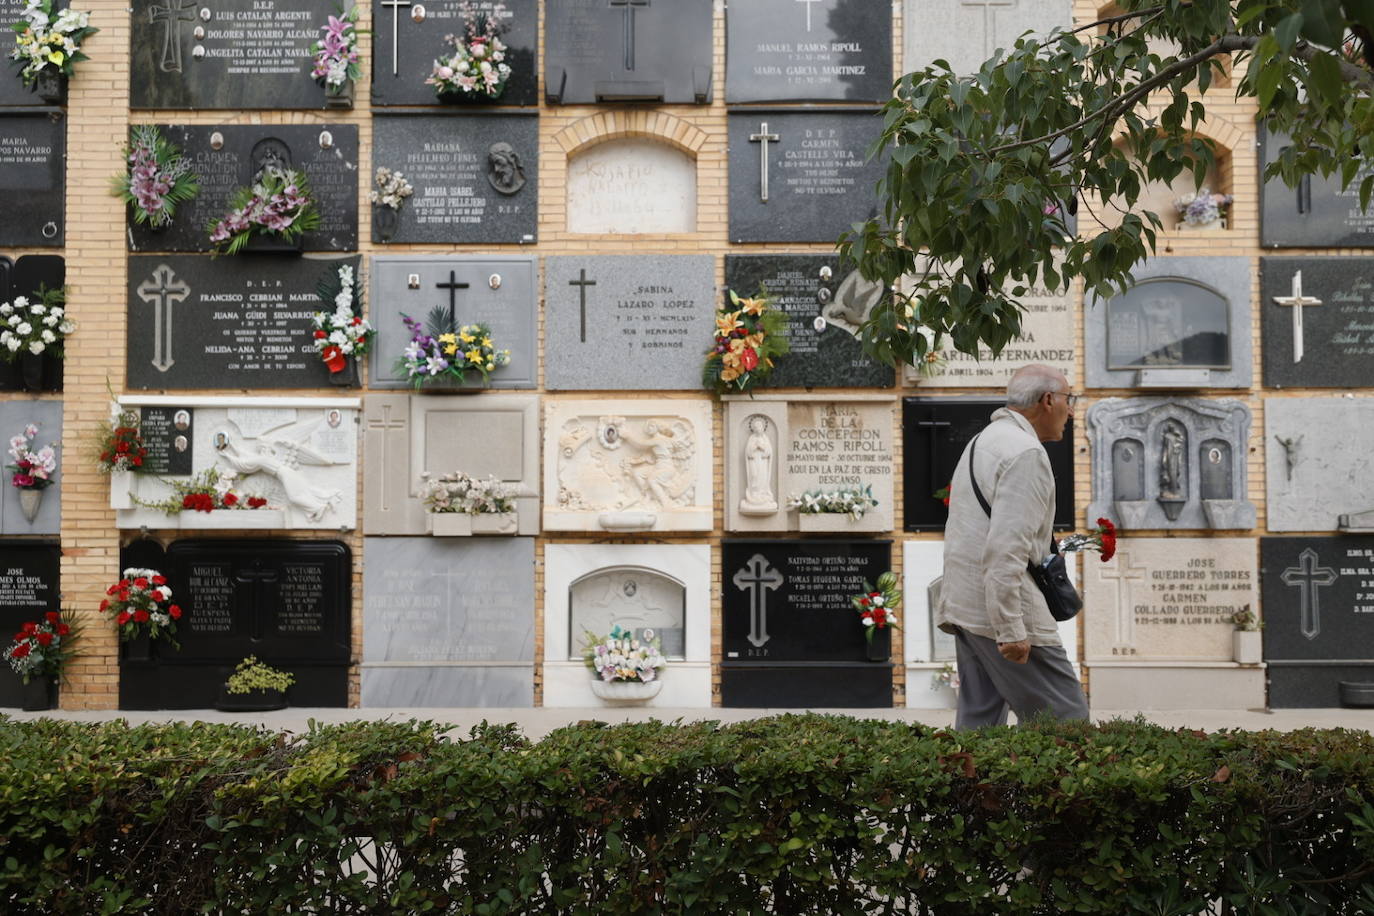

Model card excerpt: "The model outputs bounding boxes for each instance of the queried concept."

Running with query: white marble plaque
[904,0,1071,76]
[567,139,697,234]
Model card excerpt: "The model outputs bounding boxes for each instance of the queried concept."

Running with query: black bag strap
[967,434,1059,558]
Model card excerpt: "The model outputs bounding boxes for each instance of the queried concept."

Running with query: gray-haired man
[935,363,1090,728]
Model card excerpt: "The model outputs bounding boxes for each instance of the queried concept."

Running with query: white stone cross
[733,553,783,648]
[1273,269,1322,363]
[962,0,1017,58]
[1281,547,1337,640]
[1098,550,1147,650]
[381,0,411,76]
[365,404,406,511]
[750,122,780,203]
[136,263,189,373]
[796,0,825,32]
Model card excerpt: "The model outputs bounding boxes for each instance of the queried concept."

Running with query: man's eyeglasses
[1048,391,1080,408]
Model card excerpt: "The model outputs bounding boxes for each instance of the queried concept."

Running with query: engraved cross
[148,0,196,73]
[136,263,190,374]
[1273,269,1322,363]
[733,553,784,648]
[436,270,471,328]
[1281,547,1337,640]
[569,268,597,343]
[962,0,1017,58]
[609,0,649,71]
[750,122,780,203]
[365,404,406,511]
[796,0,824,31]
[1098,551,1146,650]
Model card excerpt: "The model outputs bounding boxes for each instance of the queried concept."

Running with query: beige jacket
[935,407,1062,647]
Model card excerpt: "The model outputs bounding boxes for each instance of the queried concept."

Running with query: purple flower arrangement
[112,125,199,228]
[396,308,511,388]
[206,168,321,255]
[310,6,361,91]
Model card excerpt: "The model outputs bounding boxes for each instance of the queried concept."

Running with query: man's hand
[997,640,1031,664]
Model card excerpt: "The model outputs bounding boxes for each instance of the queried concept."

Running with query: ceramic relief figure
[739,415,777,515]
[215,433,342,523]
[556,416,696,512]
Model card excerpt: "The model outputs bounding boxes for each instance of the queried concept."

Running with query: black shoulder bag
[966,436,1082,622]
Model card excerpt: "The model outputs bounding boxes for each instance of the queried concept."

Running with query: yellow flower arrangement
[702,288,790,393]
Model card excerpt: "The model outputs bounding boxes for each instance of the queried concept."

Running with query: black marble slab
[0,542,60,709]
[0,0,66,105]
[1259,124,1374,248]
[1261,256,1374,388]
[726,0,892,103]
[371,113,536,244]
[903,397,1075,532]
[0,255,65,392]
[126,124,358,252]
[370,0,538,106]
[0,113,64,247]
[544,0,713,104]
[724,253,893,388]
[138,405,195,474]
[126,254,361,389]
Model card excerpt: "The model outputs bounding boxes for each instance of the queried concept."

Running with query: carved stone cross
[136,263,190,373]
[569,268,597,343]
[1273,269,1322,363]
[961,0,1017,58]
[380,0,411,76]
[435,270,471,328]
[1099,551,1147,650]
[750,122,780,203]
[1281,547,1337,640]
[148,0,196,73]
[733,553,784,648]
[365,404,406,511]
[609,0,649,71]
[796,0,824,31]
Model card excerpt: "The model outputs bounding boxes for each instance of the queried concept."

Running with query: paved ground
[8,706,1372,738]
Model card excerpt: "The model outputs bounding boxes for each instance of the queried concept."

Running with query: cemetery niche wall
[1086,397,1256,531]
[1084,256,1252,389]
[0,400,62,535]
[1265,397,1374,533]
[0,113,64,248]
[0,543,60,709]
[1261,257,1374,389]
[1259,125,1374,248]
[725,0,893,103]
[1262,536,1374,708]
[112,396,360,531]
[903,397,1075,532]
[0,254,65,392]
[722,395,895,533]
[118,539,351,709]
[721,539,894,707]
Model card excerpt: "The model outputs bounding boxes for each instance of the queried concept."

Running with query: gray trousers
[952,628,1089,729]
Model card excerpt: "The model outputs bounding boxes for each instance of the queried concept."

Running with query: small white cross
[1273,269,1323,363]
[796,0,824,32]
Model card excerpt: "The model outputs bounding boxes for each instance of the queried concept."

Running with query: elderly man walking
[936,363,1090,729]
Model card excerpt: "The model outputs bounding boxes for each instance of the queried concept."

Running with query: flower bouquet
[112,125,199,229]
[95,408,147,474]
[101,567,182,647]
[310,5,361,98]
[1058,516,1117,562]
[9,0,98,88]
[7,422,56,490]
[582,624,667,701]
[703,288,789,394]
[788,485,878,520]
[4,610,79,686]
[396,308,511,388]
[207,168,320,255]
[851,572,902,644]
[370,166,414,212]
[1175,187,1232,227]
[311,263,371,376]
[421,469,517,534]
[426,3,510,100]
[130,467,270,515]
[0,285,74,360]
[931,662,959,692]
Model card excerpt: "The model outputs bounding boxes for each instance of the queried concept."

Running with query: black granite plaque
[371,0,537,106]
[127,254,361,389]
[118,539,350,709]
[0,542,60,708]
[126,124,358,252]
[720,538,893,707]
[130,0,341,109]
[1262,536,1374,707]
[0,113,64,247]
[729,109,884,243]
[0,255,64,392]
[138,406,195,474]
[903,398,1075,532]
[544,0,712,104]
[0,0,64,105]
[1259,125,1374,248]
[371,113,537,244]
[726,0,891,103]
[1261,256,1374,388]
[724,254,893,388]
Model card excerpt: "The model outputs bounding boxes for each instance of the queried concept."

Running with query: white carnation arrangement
[0,286,75,359]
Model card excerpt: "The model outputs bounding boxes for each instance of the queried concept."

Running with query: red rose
[247,496,267,508]
[119,589,130,602]
[117,612,131,626]
[115,441,129,453]
[13,632,25,643]
[314,329,327,339]
[351,316,361,325]
[152,575,166,586]
[1100,533,1117,563]
[134,577,149,589]
[56,624,70,636]
[222,492,239,507]
[99,599,110,611]
[169,605,182,620]
[118,579,130,589]
[132,456,143,466]
[12,643,29,658]
[133,609,150,623]
[35,632,53,646]
[45,611,60,624]
[21,622,36,635]
[106,584,119,596]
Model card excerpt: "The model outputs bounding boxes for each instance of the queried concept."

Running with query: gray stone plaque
[725,254,893,388]
[728,109,885,243]
[0,113,64,247]
[726,0,892,103]
[371,114,537,244]
[1262,257,1374,388]
[1260,125,1374,248]
[544,255,715,390]
[361,537,534,707]
[0,401,61,535]
[904,0,1071,75]
[544,0,712,104]
[1265,396,1374,533]
[126,254,361,389]
[126,124,358,253]
[371,0,537,106]
[130,0,339,109]
[367,255,537,389]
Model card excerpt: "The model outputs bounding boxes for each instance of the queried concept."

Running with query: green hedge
[2,714,1373,914]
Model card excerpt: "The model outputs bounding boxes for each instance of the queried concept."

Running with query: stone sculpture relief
[739,414,778,516]
[487,142,526,196]
[556,414,697,522]
[215,430,343,523]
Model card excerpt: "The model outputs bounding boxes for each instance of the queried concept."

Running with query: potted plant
[788,485,879,531]
[852,572,901,662]
[1174,187,1232,230]
[111,125,199,229]
[0,285,75,390]
[6,421,57,522]
[309,5,361,108]
[1231,604,1262,665]
[311,263,371,386]
[206,168,320,255]
[369,166,413,242]
[583,625,666,704]
[100,567,183,660]
[94,407,147,509]
[216,655,295,711]
[420,470,518,535]
[703,288,790,394]
[426,3,511,101]
[9,0,98,102]
[3,610,80,711]
[396,310,511,390]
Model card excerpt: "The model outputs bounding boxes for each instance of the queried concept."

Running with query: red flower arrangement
[96,409,148,474]
[4,610,80,684]
[100,567,182,647]
[1059,517,1117,562]
[850,572,903,643]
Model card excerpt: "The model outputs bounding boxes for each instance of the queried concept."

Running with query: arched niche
[1086,132,1234,232]
[566,139,697,234]
[568,566,686,660]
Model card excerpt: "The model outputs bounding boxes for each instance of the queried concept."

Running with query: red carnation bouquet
[100,567,182,647]
[1058,517,1117,562]
[4,610,81,684]
[851,571,902,642]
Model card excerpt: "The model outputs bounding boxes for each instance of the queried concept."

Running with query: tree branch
[1068,6,1165,36]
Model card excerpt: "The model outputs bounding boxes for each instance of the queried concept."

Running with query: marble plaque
[728,110,885,243]
[544,0,713,104]
[125,125,359,253]
[0,113,64,247]
[0,402,62,536]
[1084,538,1257,662]
[1085,256,1252,389]
[566,139,697,235]
[126,255,361,389]
[1260,125,1374,248]
[371,0,538,106]
[903,0,1071,75]
[726,0,892,103]
[0,542,60,708]
[724,254,893,388]
[544,255,715,389]
[371,114,537,244]
[130,0,339,109]
[138,404,195,475]
[1262,257,1374,388]
[543,399,713,533]
[361,537,534,707]
[367,256,537,389]
[1265,396,1374,533]
[0,255,65,392]
[723,395,895,533]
